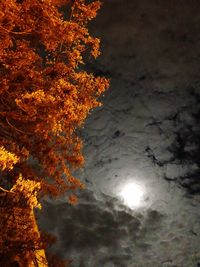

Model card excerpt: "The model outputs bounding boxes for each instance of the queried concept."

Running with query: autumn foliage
[0,0,109,199]
[0,0,109,265]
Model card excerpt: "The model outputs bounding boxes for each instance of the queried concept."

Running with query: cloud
[39,189,164,266]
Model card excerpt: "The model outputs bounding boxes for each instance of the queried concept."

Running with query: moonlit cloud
[39,190,164,267]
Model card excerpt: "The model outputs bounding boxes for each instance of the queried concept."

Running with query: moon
[120,182,144,208]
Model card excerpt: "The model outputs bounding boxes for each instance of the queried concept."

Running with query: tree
[0,0,109,265]
[0,0,109,197]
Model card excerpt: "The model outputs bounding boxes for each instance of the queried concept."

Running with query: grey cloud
[39,190,164,266]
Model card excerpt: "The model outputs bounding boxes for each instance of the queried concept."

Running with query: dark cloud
[39,190,164,266]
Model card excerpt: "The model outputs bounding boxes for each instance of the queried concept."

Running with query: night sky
[39,1,200,266]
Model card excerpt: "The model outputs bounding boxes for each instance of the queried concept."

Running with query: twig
[0,25,32,35]
[0,186,13,193]
[6,117,25,134]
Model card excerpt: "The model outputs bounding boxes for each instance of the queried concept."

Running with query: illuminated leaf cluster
[11,174,42,209]
[0,146,19,171]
